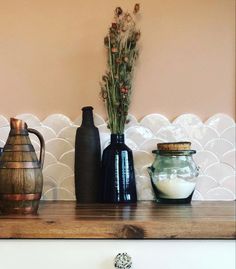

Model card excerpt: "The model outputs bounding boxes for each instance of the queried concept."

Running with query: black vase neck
[111,134,124,144]
[81,106,94,127]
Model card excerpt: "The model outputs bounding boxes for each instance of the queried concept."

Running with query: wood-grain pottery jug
[0,118,45,214]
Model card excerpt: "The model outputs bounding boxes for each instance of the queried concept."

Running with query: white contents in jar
[155,177,196,199]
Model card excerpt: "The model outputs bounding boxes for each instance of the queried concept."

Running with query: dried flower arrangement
[100,4,141,134]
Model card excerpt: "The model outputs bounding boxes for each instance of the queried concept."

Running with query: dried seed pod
[101,89,108,100]
[115,7,123,16]
[123,56,129,63]
[135,31,141,41]
[116,58,122,64]
[104,36,109,46]
[126,14,132,22]
[102,75,108,82]
[112,23,117,29]
[133,3,140,14]
[111,47,118,53]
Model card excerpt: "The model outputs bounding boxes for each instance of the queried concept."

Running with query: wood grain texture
[0,201,235,239]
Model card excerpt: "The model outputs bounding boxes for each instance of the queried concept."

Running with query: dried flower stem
[100,4,140,134]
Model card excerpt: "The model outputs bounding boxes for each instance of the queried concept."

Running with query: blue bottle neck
[111,134,125,144]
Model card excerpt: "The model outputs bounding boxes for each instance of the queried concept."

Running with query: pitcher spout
[10,118,27,130]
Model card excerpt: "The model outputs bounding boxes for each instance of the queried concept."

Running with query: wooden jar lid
[157,142,191,151]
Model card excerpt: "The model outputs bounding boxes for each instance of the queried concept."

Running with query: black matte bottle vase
[74,106,101,203]
[101,134,137,203]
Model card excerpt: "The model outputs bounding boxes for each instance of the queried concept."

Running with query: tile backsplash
[0,113,235,201]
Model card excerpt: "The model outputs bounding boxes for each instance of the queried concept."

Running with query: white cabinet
[0,240,235,269]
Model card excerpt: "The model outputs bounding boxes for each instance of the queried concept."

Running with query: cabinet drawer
[0,240,235,269]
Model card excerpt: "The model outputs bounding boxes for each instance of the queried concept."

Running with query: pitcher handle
[28,128,45,169]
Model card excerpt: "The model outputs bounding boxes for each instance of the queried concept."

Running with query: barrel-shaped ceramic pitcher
[0,118,45,214]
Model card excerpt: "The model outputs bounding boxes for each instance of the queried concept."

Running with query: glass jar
[148,142,199,204]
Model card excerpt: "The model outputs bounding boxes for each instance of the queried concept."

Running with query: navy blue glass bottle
[101,134,137,203]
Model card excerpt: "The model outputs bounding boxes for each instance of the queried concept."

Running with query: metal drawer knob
[114,253,132,269]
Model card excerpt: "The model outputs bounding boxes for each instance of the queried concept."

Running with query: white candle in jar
[155,176,196,199]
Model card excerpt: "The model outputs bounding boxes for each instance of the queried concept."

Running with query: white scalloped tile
[60,176,75,195]
[192,190,204,200]
[43,114,72,134]
[205,187,235,201]
[43,163,73,184]
[206,114,235,135]
[134,167,140,178]
[0,139,5,148]
[42,176,57,194]
[43,187,75,200]
[193,151,219,172]
[189,140,204,152]
[58,188,76,200]
[31,140,40,152]
[204,138,233,160]
[59,150,75,170]
[43,152,58,168]
[139,138,166,153]
[173,114,203,136]
[173,114,202,126]
[29,126,56,144]
[29,133,39,144]
[0,126,10,142]
[32,125,56,141]
[98,124,110,134]
[140,165,151,178]
[136,175,154,200]
[46,138,73,160]
[205,163,234,182]
[189,126,219,147]
[125,114,139,129]
[221,126,236,146]
[74,113,105,127]
[0,116,9,128]
[222,150,236,169]
[220,176,236,195]
[42,188,58,200]
[136,174,152,189]
[133,150,153,174]
[140,114,170,134]
[125,126,154,145]
[133,150,153,167]
[125,138,139,150]
[35,150,40,160]
[156,124,188,142]
[99,132,110,151]
[186,138,203,151]
[137,187,155,201]
[15,113,41,127]
[195,175,218,195]
[57,126,77,145]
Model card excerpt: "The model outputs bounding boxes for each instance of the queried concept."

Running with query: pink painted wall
[0,0,235,121]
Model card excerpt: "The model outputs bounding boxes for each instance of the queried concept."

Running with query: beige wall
[0,0,235,121]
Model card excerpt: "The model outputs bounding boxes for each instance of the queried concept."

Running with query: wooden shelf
[0,201,235,239]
